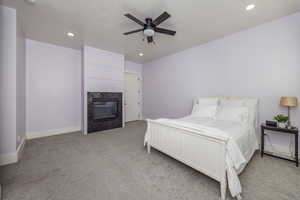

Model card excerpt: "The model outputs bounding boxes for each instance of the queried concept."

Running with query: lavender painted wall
[143,12,300,154]
[0,5,17,155]
[26,40,81,138]
[0,5,26,160]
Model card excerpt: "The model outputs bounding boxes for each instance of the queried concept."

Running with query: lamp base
[287,106,291,127]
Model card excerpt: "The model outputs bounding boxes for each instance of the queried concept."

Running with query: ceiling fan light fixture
[67,32,75,37]
[139,53,144,57]
[144,29,155,37]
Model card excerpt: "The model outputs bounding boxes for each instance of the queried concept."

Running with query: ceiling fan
[123,12,176,43]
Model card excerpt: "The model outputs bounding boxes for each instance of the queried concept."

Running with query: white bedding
[144,116,258,198]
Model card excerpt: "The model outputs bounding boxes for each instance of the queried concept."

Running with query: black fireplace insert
[88,92,122,133]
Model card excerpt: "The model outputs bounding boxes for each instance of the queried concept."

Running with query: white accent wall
[82,46,125,134]
[26,40,81,139]
[143,13,300,155]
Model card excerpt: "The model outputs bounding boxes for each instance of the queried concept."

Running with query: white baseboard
[0,152,18,166]
[17,138,26,159]
[0,138,26,166]
[26,126,81,139]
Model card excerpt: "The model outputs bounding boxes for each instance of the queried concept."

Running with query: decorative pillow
[215,106,249,123]
[191,97,219,118]
[244,99,258,127]
[191,105,218,118]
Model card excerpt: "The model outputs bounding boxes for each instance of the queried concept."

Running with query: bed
[144,97,259,200]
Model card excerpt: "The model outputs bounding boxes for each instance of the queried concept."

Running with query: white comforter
[144,116,258,199]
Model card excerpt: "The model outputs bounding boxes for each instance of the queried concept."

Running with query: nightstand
[261,124,298,167]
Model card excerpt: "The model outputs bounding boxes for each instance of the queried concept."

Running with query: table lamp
[280,96,298,127]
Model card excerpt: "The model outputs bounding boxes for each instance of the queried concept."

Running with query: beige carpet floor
[1,121,299,200]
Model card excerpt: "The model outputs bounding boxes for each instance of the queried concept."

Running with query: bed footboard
[146,120,228,200]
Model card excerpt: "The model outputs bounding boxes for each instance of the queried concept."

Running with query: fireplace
[88,92,122,133]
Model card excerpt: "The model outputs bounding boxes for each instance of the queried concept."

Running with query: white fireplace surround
[82,46,125,134]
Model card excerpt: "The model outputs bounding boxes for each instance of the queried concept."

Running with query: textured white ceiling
[2,0,300,63]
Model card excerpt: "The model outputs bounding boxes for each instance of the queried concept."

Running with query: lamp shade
[280,96,298,107]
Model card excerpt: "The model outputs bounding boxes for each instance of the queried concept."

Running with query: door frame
[124,71,142,121]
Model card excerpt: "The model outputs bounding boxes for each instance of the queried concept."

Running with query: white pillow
[192,97,219,111]
[244,99,258,127]
[196,97,219,106]
[191,105,218,118]
[191,97,219,118]
[216,106,249,123]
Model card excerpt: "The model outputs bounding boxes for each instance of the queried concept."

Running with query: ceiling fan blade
[152,12,170,26]
[154,27,176,36]
[124,13,145,26]
[123,28,144,35]
[147,36,153,43]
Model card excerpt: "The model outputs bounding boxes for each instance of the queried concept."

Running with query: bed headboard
[193,97,259,128]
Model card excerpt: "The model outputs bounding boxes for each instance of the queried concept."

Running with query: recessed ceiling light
[25,0,36,4]
[139,53,144,57]
[67,32,75,37]
[246,4,255,11]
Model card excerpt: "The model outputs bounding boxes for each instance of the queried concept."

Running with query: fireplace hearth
[88,92,122,133]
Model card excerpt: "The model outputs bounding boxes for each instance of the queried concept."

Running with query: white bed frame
[145,97,258,200]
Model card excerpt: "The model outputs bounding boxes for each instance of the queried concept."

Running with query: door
[125,72,140,122]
